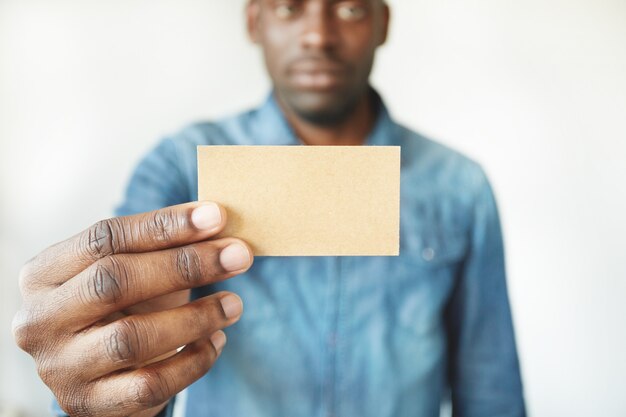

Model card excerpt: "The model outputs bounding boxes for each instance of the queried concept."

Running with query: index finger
[22,202,226,288]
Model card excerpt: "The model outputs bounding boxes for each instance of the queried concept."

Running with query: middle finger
[54,237,252,331]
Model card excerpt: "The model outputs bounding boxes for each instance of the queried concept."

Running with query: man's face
[247,0,390,125]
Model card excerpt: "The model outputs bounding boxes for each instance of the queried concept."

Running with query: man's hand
[12,202,253,417]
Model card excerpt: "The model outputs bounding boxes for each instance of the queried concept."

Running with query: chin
[286,89,360,125]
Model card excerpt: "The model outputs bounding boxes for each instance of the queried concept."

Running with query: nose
[300,3,338,50]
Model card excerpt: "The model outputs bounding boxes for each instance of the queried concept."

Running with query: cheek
[262,27,294,72]
[264,26,288,49]
[268,17,302,47]
[338,27,379,62]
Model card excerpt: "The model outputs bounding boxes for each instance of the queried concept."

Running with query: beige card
[197,146,400,256]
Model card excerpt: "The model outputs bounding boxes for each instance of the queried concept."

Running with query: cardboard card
[197,146,400,256]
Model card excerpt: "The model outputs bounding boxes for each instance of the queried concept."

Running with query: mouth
[287,59,348,91]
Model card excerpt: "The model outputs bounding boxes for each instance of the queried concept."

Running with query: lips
[287,59,348,91]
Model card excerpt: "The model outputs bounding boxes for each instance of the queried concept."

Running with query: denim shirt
[53,92,525,417]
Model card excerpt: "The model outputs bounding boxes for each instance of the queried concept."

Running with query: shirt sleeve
[445,169,526,417]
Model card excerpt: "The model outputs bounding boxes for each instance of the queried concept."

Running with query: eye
[274,2,299,20]
[336,3,368,21]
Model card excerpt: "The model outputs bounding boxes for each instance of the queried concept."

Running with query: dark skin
[12,1,389,416]
[13,203,253,417]
[247,0,389,145]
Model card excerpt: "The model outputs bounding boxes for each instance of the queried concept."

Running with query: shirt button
[422,247,435,261]
[328,333,337,347]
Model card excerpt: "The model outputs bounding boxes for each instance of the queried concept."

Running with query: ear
[246,0,262,44]
[377,2,391,46]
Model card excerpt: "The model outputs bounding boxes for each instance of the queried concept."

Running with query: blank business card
[197,146,400,256]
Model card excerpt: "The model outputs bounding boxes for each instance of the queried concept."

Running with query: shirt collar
[250,88,398,147]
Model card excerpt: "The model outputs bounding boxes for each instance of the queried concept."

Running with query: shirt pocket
[391,203,469,336]
[401,225,468,268]
[399,192,469,268]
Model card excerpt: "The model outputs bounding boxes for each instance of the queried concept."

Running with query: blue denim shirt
[53,92,525,417]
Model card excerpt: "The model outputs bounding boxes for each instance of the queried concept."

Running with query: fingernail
[191,203,222,230]
[220,294,243,320]
[210,330,226,352]
[219,243,250,272]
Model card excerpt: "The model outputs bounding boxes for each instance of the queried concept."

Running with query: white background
[1,0,625,416]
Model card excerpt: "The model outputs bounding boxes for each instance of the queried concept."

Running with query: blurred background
[1,0,625,416]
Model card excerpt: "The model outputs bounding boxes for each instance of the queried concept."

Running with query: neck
[277,90,378,146]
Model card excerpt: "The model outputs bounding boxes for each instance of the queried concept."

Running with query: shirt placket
[321,256,344,417]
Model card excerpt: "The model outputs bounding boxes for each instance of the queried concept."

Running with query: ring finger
[67,291,243,380]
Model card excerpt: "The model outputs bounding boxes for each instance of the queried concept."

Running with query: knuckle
[12,307,48,352]
[36,355,62,386]
[85,257,129,305]
[174,246,202,285]
[131,369,172,408]
[11,310,32,351]
[85,219,119,259]
[57,387,94,417]
[148,209,183,243]
[18,261,35,293]
[104,321,140,365]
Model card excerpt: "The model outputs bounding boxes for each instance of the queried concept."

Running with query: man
[13,1,526,416]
